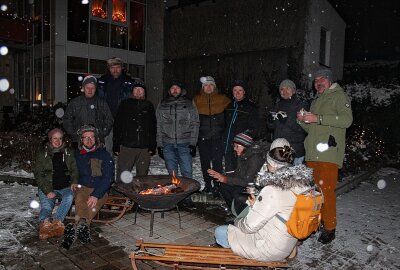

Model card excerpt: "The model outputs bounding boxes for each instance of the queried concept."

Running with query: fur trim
[258,165,314,190]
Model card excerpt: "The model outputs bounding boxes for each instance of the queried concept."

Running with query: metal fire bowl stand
[114,175,200,236]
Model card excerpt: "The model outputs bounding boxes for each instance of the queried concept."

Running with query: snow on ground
[1,156,399,269]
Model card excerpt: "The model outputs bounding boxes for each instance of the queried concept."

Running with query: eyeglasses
[81,136,95,140]
[51,137,63,141]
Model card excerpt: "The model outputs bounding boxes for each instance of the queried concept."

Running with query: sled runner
[130,240,296,270]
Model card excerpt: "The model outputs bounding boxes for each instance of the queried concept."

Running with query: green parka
[33,142,79,195]
[298,83,353,168]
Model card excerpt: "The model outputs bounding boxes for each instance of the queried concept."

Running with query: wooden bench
[66,196,133,224]
[130,240,295,270]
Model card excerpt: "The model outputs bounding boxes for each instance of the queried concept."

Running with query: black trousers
[198,138,224,189]
[219,183,247,214]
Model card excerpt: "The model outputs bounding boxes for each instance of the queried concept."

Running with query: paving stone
[41,258,79,270]
[69,251,108,270]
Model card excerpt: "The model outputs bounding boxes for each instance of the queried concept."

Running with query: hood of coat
[244,140,271,158]
[258,165,314,190]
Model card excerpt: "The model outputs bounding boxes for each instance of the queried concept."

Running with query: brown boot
[51,220,65,238]
[39,219,52,240]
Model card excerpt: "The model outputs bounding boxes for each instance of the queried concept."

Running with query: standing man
[97,57,133,153]
[223,80,259,172]
[267,79,308,165]
[62,125,113,249]
[193,76,230,195]
[63,75,113,145]
[156,80,200,209]
[113,80,156,181]
[297,68,353,244]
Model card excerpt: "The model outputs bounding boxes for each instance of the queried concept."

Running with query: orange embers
[139,171,180,195]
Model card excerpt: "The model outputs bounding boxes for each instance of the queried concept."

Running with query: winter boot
[39,219,53,240]
[51,219,65,238]
[77,219,91,244]
[61,223,76,250]
[318,229,336,244]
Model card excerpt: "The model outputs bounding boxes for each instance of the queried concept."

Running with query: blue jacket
[75,147,114,199]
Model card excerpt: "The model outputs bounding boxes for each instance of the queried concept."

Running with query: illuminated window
[112,0,127,23]
[92,0,107,19]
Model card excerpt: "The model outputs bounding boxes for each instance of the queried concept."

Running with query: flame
[171,171,180,185]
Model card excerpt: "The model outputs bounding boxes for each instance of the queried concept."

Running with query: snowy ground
[0,156,399,269]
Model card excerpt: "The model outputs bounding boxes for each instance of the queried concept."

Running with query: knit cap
[200,76,216,87]
[132,80,146,91]
[279,79,296,91]
[232,79,246,90]
[314,68,333,81]
[82,75,97,87]
[170,79,185,90]
[233,133,254,147]
[270,138,290,150]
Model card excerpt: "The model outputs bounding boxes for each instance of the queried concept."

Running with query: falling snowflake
[0,78,10,92]
[30,200,40,209]
[120,171,133,184]
[316,143,329,152]
[366,245,374,252]
[0,46,8,56]
[377,179,386,189]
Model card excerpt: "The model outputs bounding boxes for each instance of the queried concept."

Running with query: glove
[189,145,196,157]
[157,147,164,159]
[113,144,120,155]
[277,111,287,123]
[149,146,156,156]
[267,112,276,123]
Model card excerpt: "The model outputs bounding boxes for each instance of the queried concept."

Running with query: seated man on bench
[62,124,113,249]
[214,145,313,262]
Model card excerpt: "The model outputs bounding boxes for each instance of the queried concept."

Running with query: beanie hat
[132,80,146,91]
[200,76,216,87]
[48,128,63,140]
[232,79,246,90]
[82,75,97,87]
[77,124,100,149]
[233,133,254,147]
[314,68,333,82]
[107,57,123,67]
[270,138,290,150]
[279,79,296,92]
[170,79,185,90]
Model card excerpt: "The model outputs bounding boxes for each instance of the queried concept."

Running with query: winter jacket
[267,94,308,157]
[156,91,200,147]
[113,98,157,153]
[63,95,113,142]
[193,89,231,140]
[298,83,353,168]
[75,146,113,199]
[228,165,313,262]
[224,98,259,153]
[33,143,78,195]
[97,72,133,117]
[226,140,271,187]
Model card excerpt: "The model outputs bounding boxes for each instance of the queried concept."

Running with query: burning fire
[139,171,181,195]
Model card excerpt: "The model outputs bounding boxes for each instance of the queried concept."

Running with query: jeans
[215,225,230,248]
[163,143,193,178]
[293,156,305,166]
[38,187,74,222]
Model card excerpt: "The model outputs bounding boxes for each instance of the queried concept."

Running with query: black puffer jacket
[224,98,259,152]
[267,94,308,157]
[113,98,157,153]
[226,140,271,187]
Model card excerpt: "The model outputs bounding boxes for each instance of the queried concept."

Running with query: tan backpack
[277,186,323,240]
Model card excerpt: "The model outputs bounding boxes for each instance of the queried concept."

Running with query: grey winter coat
[156,91,199,147]
[63,95,113,142]
[228,165,313,262]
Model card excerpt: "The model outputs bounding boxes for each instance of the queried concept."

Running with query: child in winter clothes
[33,128,78,240]
[214,144,314,262]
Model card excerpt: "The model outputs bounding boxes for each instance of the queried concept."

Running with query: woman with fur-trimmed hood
[214,144,314,262]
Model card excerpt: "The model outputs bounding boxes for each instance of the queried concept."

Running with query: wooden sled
[66,196,133,224]
[130,240,295,270]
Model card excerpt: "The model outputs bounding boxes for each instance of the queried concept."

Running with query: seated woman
[33,128,78,240]
[214,145,314,262]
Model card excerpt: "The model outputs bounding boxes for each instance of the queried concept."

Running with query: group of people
[33,57,353,260]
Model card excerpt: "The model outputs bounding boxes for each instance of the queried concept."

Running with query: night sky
[329,0,400,63]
